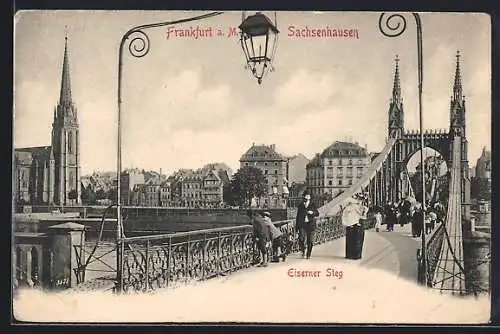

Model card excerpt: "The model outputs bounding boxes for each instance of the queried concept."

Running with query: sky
[13,11,491,176]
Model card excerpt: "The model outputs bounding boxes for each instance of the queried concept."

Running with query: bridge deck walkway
[227,223,420,284]
[70,224,421,293]
[16,223,489,323]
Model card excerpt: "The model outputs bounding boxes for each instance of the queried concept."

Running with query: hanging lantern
[239,12,279,85]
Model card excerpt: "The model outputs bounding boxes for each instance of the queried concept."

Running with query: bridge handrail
[319,138,397,217]
[117,213,354,293]
[120,217,299,243]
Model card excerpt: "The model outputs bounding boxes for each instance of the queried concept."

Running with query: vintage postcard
[12,10,492,324]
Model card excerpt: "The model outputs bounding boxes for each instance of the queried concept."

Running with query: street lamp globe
[239,12,279,84]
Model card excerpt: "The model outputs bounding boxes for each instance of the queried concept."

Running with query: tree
[227,166,267,207]
[81,187,97,205]
[222,183,232,205]
[107,188,118,202]
[68,189,78,204]
[95,188,107,200]
[471,177,491,201]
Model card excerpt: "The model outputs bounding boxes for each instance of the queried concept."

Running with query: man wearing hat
[262,211,286,262]
[295,190,319,259]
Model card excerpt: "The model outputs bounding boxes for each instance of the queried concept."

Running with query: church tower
[388,55,404,138]
[449,50,470,218]
[51,33,81,205]
[450,51,467,138]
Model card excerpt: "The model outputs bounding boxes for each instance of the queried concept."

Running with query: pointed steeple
[388,54,404,138]
[59,29,73,105]
[392,54,402,104]
[453,50,463,101]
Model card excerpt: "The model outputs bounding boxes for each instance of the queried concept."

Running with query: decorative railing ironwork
[118,215,348,293]
[426,136,467,294]
[424,221,445,285]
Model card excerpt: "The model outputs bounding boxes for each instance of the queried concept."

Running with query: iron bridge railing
[422,221,445,285]
[117,215,349,293]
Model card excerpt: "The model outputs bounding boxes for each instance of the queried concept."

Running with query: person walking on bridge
[384,202,397,232]
[342,193,368,259]
[248,210,271,267]
[295,190,319,259]
[374,210,383,232]
[412,203,424,237]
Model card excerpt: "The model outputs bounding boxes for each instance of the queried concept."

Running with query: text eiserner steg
[287,267,344,279]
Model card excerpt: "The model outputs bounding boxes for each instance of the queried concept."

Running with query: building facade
[130,178,172,207]
[131,178,161,207]
[13,36,81,207]
[117,171,145,205]
[475,147,491,181]
[181,172,204,208]
[287,153,309,185]
[129,165,230,208]
[180,166,230,208]
[306,141,370,204]
[239,143,288,208]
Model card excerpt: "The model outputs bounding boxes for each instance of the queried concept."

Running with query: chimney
[270,144,276,151]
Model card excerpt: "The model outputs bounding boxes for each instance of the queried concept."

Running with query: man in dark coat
[399,197,412,226]
[295,190,320,259]
[248,210,271,267]
[412,203,424,237]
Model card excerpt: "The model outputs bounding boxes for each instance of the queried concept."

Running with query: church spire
[59,29,73,105]
[453,50,463,101]
[388,54,404,138]
[392,54,402,104]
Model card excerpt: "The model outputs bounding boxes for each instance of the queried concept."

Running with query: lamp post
[115,11,223,292]
[378,12,427,285]
[239,12,279,84]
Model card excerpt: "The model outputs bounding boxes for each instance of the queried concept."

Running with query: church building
[13,35,81,206]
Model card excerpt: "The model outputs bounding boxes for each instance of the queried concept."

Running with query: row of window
[263,178,287,186]
[325,158,366,165]
[308,179,354,186]
[309,167,365,179]
[183,183,222,189]
[136,192,223,200]
[244,162,282,167]
[327,149,364,156]
[18,170,78,189]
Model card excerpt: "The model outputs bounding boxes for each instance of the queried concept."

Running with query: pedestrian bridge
[14,222,490,323]
[13,136,472,298]
[64,136,471,298]
[73,220,422,292]
[13,135,490,323]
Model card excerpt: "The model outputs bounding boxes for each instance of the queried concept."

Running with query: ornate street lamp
[113,11,281,293]
[379,12,427,285]
[115,11,224,293]
[239,12,279,84]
